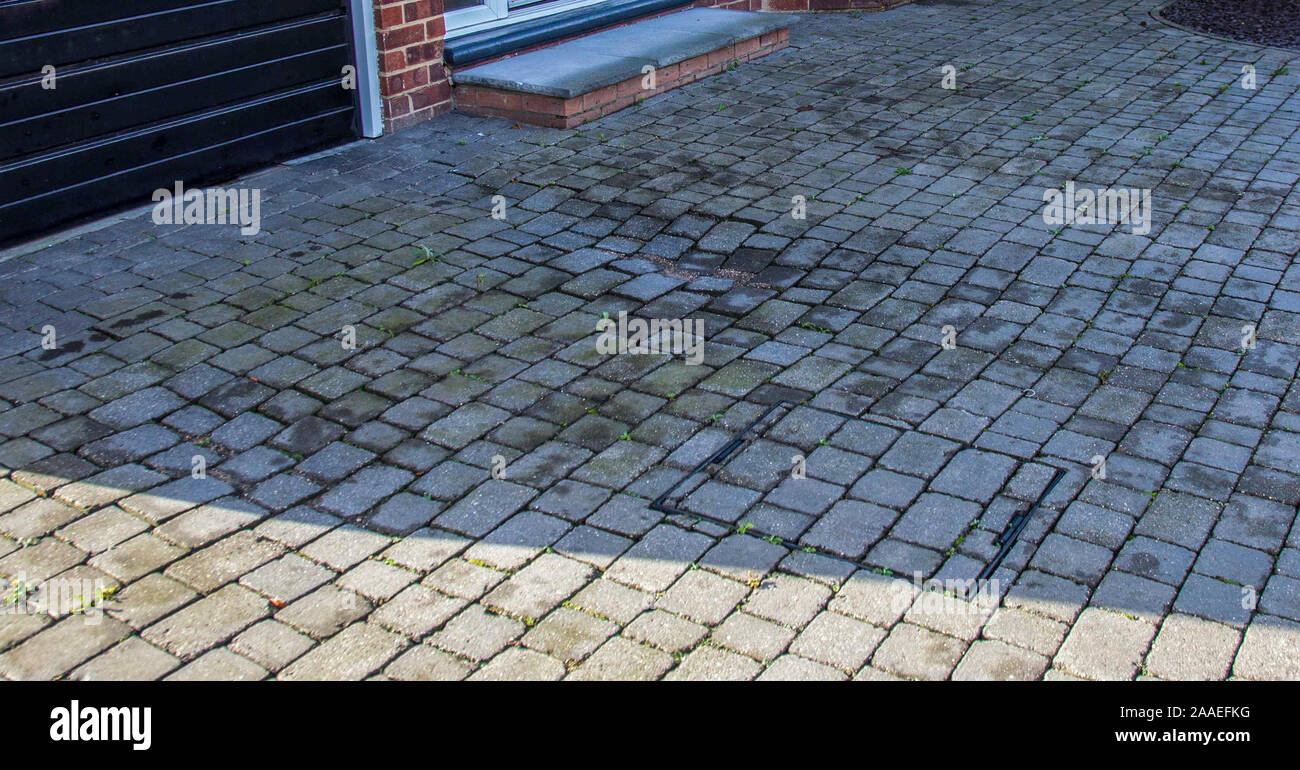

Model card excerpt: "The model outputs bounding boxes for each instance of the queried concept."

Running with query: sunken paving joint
[651,400,1081,586]
[451,9,793,128]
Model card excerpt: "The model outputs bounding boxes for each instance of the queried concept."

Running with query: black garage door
[0,0,361,244]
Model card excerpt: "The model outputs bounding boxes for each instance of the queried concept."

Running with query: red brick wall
[374,0,453,132]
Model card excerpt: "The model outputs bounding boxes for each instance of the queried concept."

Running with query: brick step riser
[452,28,789,128]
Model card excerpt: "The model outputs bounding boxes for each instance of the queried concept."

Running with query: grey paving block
[1053,608,1156,681]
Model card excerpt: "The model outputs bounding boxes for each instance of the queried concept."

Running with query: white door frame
[346,0,384,137]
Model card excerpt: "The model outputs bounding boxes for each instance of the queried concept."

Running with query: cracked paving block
[1054,607,1157,681]
[0,616,133,680]
[1144,614,1240,681]
[566,636,672,681]
[434,479,538,538]
[279,622,407,681]
[872,623,966,681]
[274,584,372,640]
[316,464,413,518]
[142,584,270,661]
[429,605,524,662]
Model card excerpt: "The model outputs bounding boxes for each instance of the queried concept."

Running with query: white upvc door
[347,0,383,136]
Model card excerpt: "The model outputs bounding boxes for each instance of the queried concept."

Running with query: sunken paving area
[2,0,1300,681]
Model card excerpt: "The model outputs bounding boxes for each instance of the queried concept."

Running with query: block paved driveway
[2,0,1299,681]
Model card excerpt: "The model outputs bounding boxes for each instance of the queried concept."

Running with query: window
[444,0,509,32]
[445,0,611,38]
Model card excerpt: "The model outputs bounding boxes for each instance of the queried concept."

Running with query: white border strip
[347,0,384,138]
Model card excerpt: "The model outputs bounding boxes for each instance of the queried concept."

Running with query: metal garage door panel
[4,82,352,197]
[2,109,354,234]
[0,0,360,243]
[0,18,351,157]
[0,0,344,75]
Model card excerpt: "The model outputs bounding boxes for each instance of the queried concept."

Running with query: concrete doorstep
[451,8,794,127]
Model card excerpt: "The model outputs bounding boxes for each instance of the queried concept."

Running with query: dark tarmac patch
[1161,0,1300,51]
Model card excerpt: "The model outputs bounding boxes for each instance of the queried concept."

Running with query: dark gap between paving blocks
[652,399,1080,584]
